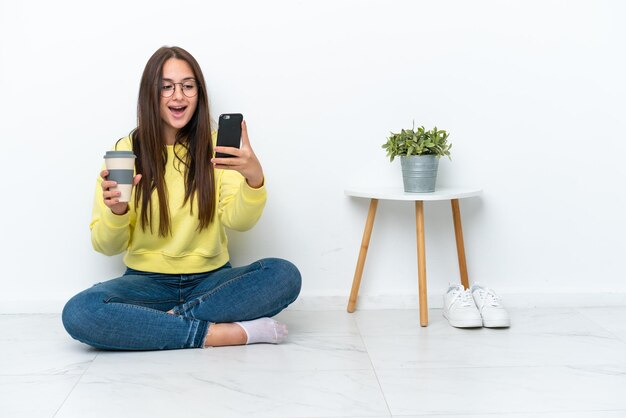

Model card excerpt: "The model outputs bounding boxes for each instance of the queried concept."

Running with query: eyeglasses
[160,79,198,98]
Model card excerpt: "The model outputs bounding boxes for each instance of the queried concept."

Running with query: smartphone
[215,113,243,158]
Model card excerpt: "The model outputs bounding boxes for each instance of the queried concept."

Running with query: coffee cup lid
[104,151,136,159]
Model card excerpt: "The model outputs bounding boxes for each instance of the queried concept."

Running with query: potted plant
[382,123,452,193]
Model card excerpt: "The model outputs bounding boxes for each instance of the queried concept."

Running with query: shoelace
[453,288,474,307]
[478,288,501,307]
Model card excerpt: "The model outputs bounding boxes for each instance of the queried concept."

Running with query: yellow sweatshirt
[89,135,267,274]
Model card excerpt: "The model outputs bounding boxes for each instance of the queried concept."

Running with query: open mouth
[169,105,187,118]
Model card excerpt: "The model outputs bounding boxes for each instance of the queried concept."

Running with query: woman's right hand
[100,170,142,215]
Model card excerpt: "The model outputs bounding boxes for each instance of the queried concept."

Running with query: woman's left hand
[212,120,264,188]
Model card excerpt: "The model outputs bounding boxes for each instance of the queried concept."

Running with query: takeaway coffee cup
[103,151,136,203]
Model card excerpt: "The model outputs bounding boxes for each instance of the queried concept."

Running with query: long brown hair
[130,46,215,236]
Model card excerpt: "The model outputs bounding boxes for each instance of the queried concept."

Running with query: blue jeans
[62,258,301,351]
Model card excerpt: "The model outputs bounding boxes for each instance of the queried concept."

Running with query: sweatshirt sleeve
[89,168,133,256]
[217,169,267,231]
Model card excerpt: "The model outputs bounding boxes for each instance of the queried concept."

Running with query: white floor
[1,307,626,418]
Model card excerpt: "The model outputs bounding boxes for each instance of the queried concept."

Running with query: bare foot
[204,323,247,347]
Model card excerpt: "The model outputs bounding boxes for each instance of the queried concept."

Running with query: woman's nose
[173,84,184,99]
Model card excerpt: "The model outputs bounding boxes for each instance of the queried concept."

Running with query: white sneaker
[471,283,510,328]
[443,284,482,328]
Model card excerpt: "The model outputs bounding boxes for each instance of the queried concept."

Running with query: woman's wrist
[246,175,264,189]
[111,204,129,215]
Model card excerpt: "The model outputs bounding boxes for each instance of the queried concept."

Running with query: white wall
[1,0,624,313]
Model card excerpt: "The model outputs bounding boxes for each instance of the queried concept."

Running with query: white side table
[344,186,482,326]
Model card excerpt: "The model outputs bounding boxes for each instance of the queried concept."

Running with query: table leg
[451,199,470,289]
[347,198,378,313]
[415,201,428,326]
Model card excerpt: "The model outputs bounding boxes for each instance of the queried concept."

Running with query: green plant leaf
[383,123,451,160]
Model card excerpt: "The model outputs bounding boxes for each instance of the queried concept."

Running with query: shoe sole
[443,312,482,328]
[483,319,510,328]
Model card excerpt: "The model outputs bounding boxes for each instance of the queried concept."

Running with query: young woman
[62,46,301,350]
